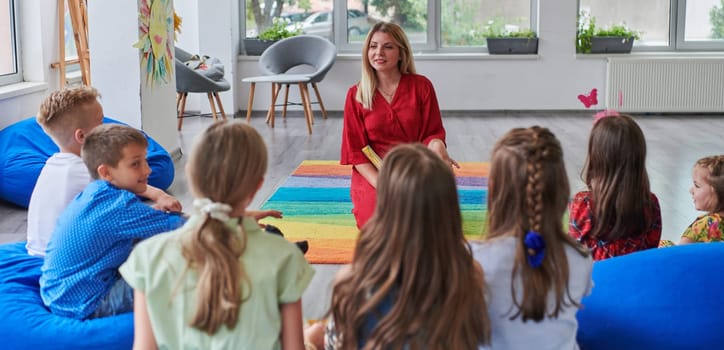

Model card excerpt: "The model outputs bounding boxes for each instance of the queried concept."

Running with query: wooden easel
[53,0,90,86]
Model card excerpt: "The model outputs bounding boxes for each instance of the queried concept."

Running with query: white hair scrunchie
[193,198,233,222]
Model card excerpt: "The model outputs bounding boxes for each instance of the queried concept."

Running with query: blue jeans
[88,277,134,319]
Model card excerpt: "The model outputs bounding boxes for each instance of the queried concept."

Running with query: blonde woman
[340,22,457,228]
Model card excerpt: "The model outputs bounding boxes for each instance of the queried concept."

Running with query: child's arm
[303,321,326,350]
[132,290,158,350]
[248,209,283,221]
[280,299,305,350]
[142,185,182,212]
[678,236,695,245]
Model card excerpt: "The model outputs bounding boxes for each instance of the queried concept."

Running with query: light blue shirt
[40,180,185,319]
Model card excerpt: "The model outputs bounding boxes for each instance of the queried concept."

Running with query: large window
[580,0,724,51]
[242,0,538,53]
[1,0,21,85]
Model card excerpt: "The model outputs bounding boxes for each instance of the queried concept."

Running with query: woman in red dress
[341,22,457,228]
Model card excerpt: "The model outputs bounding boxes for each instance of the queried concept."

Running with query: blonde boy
[26,86,180,257]
[40,124,186,319]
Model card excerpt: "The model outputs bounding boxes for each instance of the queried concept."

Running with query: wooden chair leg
[298,83,313,135]
[213,92,227,120]
[267,83,281,128]
[301,83,315,126]
[177,92,188,131]
[282,84,290,120]
[207,93,219,121]
[246,82,256,123]
[312,83,327,119]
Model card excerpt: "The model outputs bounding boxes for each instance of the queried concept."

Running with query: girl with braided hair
[568,112,662,260]
[472,126,592,349]
[679,155,724,244]
[120,121,314,349]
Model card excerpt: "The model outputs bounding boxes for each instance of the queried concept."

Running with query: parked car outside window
[288,10,374,40]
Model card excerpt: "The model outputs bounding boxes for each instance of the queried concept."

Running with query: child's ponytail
[183,202,250,334]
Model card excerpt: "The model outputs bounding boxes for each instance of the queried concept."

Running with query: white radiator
[606,57,724,113]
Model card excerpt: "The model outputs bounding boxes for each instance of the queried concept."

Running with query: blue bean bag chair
[0,242,133,349]
[0,116,174,208]
[577,243,724,349]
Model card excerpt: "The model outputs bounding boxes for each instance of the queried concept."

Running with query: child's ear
[74,128,86,144]
[97,164,112,181]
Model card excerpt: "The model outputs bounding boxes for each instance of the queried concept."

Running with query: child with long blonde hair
[473,126,592,349]
[120,121,314,349]
[321,143,489,350]
[568,112,661,260]
[679,155,724,244]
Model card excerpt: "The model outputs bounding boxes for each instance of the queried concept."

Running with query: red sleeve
[644,193,662,248]
[568,191,592,240]
[340,85,370,165]
[417,76,446,146]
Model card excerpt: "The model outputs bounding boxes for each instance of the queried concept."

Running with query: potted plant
[577,12,640,54]
[244,18,300,56]
[483,17,538,55]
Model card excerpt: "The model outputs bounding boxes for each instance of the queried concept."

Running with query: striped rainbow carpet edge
[260,160,489,264]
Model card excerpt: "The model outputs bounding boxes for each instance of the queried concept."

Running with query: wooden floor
[2,110,724,242]
[1,110,723,318]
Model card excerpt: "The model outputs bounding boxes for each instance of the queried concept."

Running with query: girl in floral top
[680,155,724,244]
[568,111,661,260]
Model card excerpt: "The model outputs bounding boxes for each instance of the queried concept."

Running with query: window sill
[0,81,48,101]
[576,51,724,59]
[238,52,541,62]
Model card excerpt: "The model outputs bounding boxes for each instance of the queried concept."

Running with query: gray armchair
[175,47,230,131]
[242,35,337,134]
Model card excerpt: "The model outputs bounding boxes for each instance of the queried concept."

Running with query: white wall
[88,1,179,153]
[88,1,142,127]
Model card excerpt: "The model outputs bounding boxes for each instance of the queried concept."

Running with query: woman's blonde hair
[181,121,268,334]
[356,21,416,110]
[695,155,724,213]
[487,126,588,322]
[330,143,490,349]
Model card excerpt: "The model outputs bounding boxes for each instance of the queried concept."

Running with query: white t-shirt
[472,236,593,350]
[26,153,91,257]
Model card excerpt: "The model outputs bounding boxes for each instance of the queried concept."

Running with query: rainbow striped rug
[260,160,488,264]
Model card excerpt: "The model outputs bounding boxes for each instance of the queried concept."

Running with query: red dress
[341,74,446,228]
[568,191,662,260]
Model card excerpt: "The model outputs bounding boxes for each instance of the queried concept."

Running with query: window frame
[241,0,540,54]
[0,0,22,86]
[579,0,724,52]
[675,0,724,51]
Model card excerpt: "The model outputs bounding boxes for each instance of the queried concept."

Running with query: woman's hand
[428,139,460,169]
[354,163,379,188]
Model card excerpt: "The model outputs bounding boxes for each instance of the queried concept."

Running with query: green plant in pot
[483,17,538,54]
[245,18,301,56]
[577,12,640,54]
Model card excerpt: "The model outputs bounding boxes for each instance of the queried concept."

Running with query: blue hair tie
[524,230,545,268]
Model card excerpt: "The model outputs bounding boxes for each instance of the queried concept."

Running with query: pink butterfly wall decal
[578,88,598,108]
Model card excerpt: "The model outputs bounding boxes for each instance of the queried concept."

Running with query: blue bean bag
[577,243,724,349]
[0,116,174,208]
[0,242,133,349]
